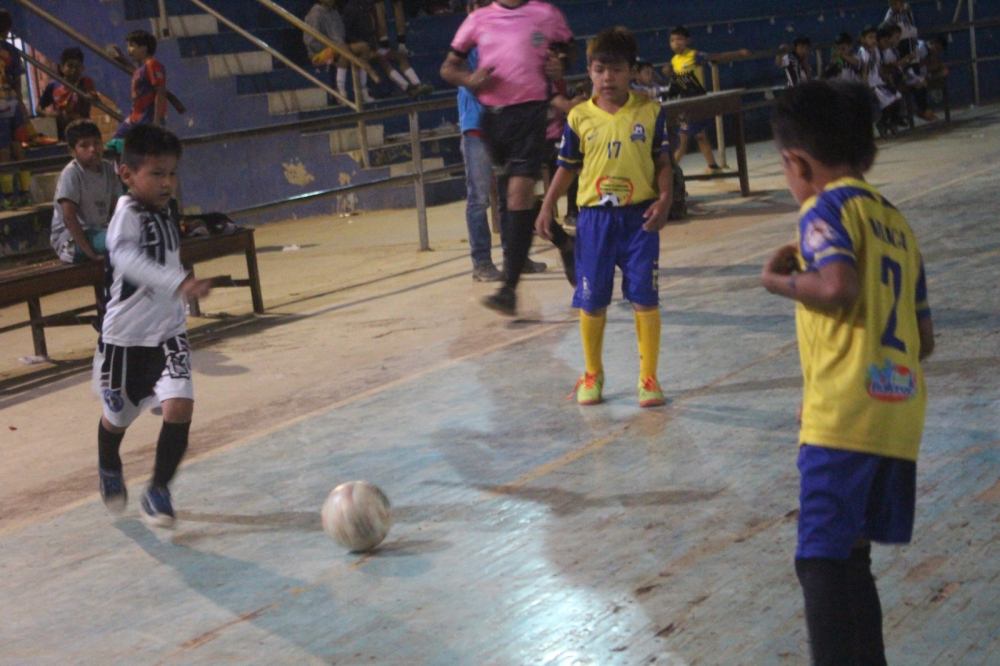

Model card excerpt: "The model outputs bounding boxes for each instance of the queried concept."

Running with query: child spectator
[49,119,121,263]
[0,9,33,209]
[858,25,902,138]
[545,50,586,228]
[93,123,213,528]
[536,27,673,407]
[304,0,348,93]
[901,34,947,122]
[777,36,813,87]
[631,59,663,100]
[884,0,919,60]
[822,33,862,83]
[663,25,749,173]
[342,0,431,100]
[111,30,167,142]
[39,47,97,141]
[762,79,934,666]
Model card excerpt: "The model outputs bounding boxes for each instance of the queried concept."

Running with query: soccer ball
[321,481,393,552]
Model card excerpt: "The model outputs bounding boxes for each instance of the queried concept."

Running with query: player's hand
[737,48,752,58]
[544,51,565,81]
[643,195,672,232]
[535,206,555,241]
[761,243,799,289]
[466,66,495,91]
[178,276,213,300]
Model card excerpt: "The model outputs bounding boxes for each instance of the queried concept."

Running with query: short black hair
[928,34,948,51]
[126,30,157,56]
[860,25,878,38]
[636,60,654,71]
[0,10,12,36]
[60,47,85,66]
[587,26,638,66]
[671,25,691,39]
[792,36,811,48]
[835,32,855,46]
[877,25,894,41]
[771,80,877,172]
[65,119,102,148]
[121,124,182,172]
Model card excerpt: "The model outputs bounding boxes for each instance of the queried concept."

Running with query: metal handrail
[249,0,379,82]
[12,45,123,122]
[183,0,357,109]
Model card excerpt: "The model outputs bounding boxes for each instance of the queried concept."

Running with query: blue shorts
[572,204,659,312]
[797,444,916,560]
[0,103,25,150]
[677,118,712,137]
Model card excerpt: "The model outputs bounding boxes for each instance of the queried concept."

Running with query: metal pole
[352,64,371,168]
[409,110,430,251]
[711,63,728,169]
[249,0,379,81]
[184,0,357,109]
[953,0,966,24]
[12,0,133,76]
[14,45,124,121]
[157,0,169,38]
[969,0,980,105]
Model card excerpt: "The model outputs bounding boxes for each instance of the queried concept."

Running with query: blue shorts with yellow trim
[797,444,916,560]
[677,118,712,137]
[573,204,659,312]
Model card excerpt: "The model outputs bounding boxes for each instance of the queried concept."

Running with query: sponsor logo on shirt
[630,124,646,143]
[803,219,836,253]
[866,360,917,402]
[532,32,544,48]
[103,389,125,413]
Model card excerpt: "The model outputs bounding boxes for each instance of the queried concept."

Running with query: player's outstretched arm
[918,316,935,360]
[710,48,752,64]
[643,153,674,233]
[440,52,493,90]
[761,244,860,310]
[536,166,578,240]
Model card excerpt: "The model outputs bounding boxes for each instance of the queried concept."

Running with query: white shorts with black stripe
[92,333,194,428]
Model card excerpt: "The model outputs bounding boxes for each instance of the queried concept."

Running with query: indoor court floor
[1,107,998,665]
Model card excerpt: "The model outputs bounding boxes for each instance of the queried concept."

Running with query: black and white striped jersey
[101,195,188,347]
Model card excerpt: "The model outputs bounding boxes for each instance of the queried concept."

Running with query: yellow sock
[17,171,31,194]
[634,308,661,380]
[0,174,14,196]
[580,310,607,376]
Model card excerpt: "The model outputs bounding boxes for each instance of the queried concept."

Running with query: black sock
[98,419,125,473]
[550,220,571,250]
[796,557,856,666]
[846,544,888,665]
[503,209,536,289]
[151,421,191,489]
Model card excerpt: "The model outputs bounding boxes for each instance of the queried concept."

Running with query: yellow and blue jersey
[796,177,930,461]
[668,48,709,97]
[557,93,669,208]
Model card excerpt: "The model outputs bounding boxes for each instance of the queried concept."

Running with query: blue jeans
[461,132,494,266]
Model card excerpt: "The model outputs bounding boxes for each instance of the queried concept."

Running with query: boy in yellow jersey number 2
[536,27,673,407]
[762,81,935,665]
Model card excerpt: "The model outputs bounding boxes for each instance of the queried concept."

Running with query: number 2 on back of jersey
[880,255,906,353]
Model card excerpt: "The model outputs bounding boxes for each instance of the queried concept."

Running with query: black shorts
[480,101,549,179]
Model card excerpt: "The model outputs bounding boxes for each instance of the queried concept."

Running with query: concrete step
[151,13,218,38]
[327,124,386,154]
[266,88,329,115]
[207,51,274,78]
[386,157,445,177]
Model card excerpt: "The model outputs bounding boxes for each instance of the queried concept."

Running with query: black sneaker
[521,259,548,274]
[141,486,176,528]
[99,467,128,515]
[563,212,577,228]
[472,261,502,282]
[482,285,517,316]
[557,236,576,287]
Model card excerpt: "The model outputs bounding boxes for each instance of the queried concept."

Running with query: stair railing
[12,44,124,122]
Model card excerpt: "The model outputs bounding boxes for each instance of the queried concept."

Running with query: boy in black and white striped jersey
[93,124,212,528]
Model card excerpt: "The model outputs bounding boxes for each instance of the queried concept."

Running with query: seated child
[631,59,664,100]
[858,25,902,138]
[761,78,934,666]
[662,25,749,173]
[822,33,862,83]
[777,36,813,87]
[50,120,121,263]
[536,27,673,408]
[39,47,97,141]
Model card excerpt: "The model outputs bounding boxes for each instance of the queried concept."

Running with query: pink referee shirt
[450,1,573,108]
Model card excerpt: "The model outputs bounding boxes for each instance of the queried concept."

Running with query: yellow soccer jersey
[796,178,931,461]
[671,48,708,88]
[556,93,669,208]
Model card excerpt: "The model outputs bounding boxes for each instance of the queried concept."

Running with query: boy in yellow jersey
[536,27,673,407]
[761,80,935,666]
[663,25,748,173]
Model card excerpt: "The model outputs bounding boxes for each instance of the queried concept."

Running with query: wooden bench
[0,227,264,358]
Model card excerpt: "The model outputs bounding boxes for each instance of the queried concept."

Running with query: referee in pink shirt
[441,0,577,316]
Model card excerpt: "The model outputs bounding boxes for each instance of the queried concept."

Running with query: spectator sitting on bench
[776,36,813,87]
[39,47,98,141]
[50,119,121,263]
[903,35,948,122]
[822,33,862,83]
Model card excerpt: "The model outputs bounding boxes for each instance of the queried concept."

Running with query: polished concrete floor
[1,109,999,665]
